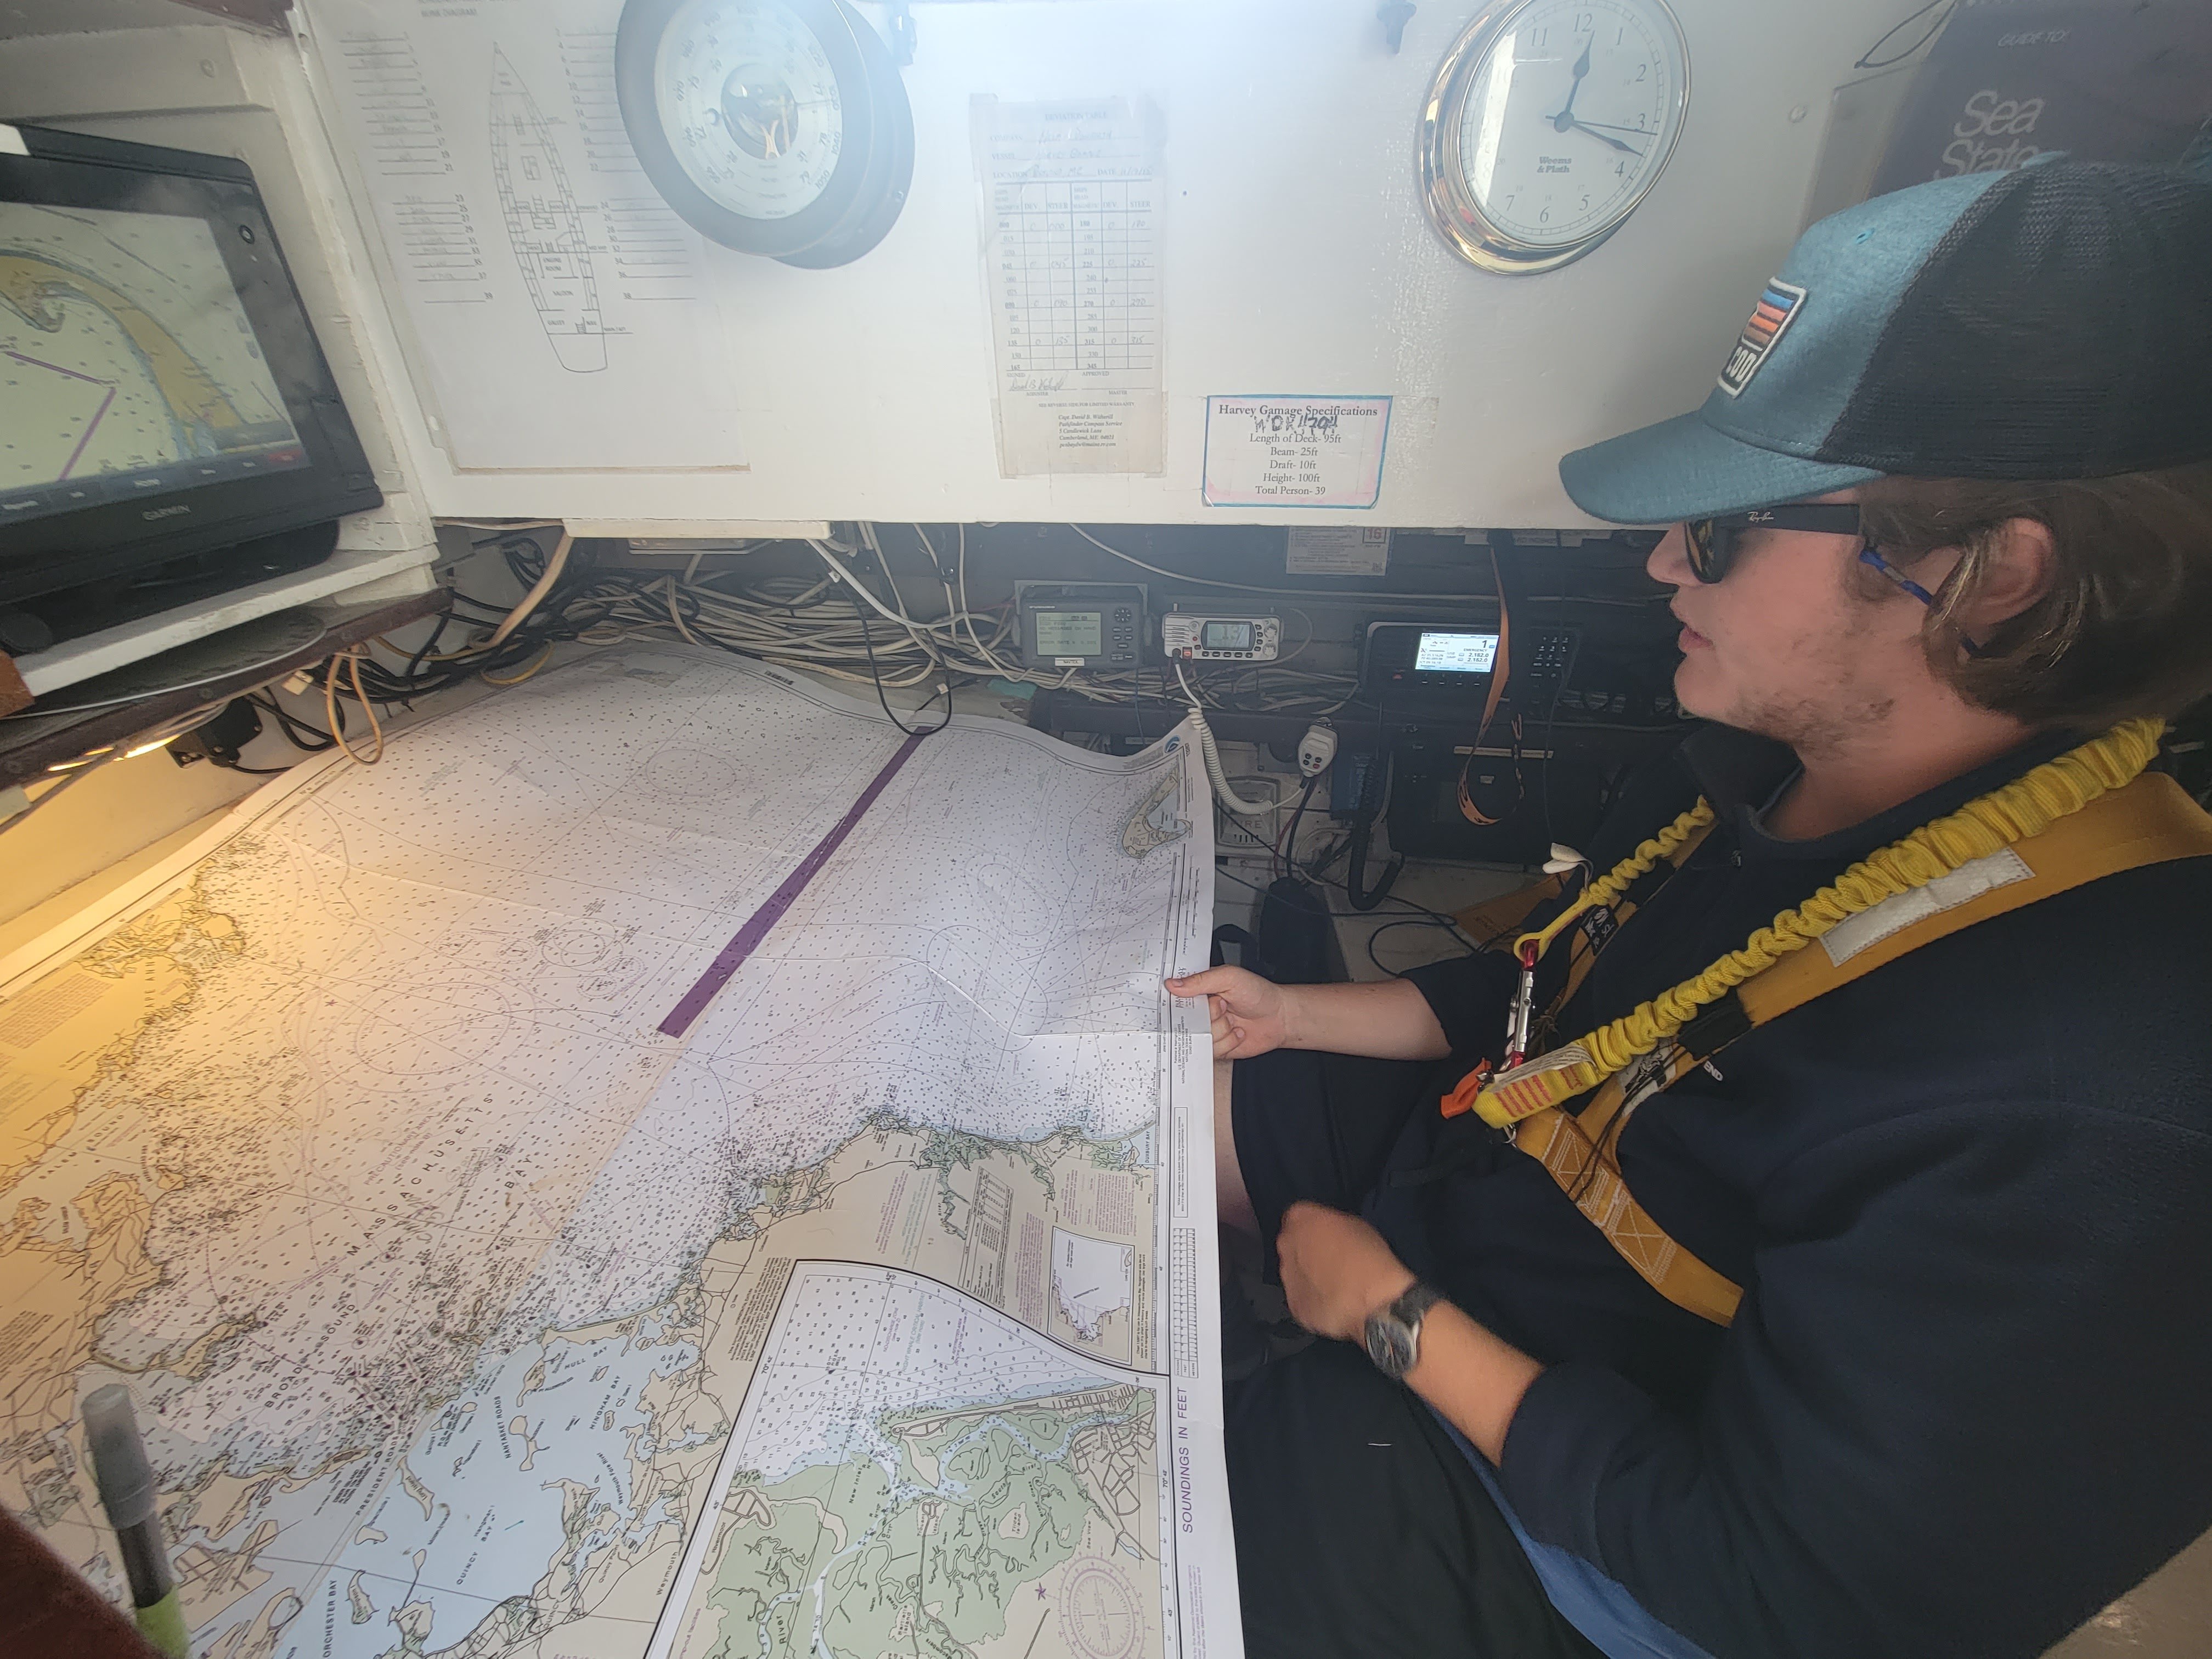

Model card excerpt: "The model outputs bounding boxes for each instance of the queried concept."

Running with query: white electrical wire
[451,520,1633,718]
[859,522,946,666]
[1066,524,1665,609]
[441,522,1363,718]
[796,536,1133,696]
[1069,524,1500,604]
[926,521,1017,677]
[1174,661,1280,817]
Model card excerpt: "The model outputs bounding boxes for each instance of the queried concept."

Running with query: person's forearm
[1279,977,1451,1061]
[1404,1301,1544,1464]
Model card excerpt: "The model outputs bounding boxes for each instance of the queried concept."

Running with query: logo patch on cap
[1717,279,1807,397]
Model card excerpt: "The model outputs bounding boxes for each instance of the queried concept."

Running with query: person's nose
[1647,524,1695,589]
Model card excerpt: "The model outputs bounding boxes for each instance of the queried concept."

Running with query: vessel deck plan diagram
[0,649,1238,1659]
[0,202,300,491]
[489,45,606,373]
[305,0,725,467]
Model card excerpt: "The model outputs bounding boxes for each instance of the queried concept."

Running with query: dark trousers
[1224,1048,1601,1659]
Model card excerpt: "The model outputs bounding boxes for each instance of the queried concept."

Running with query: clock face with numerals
[616,0,912,266]
[1420,0,1690,274]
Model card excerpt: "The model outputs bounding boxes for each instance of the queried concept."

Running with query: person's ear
[1953,516,2055,632]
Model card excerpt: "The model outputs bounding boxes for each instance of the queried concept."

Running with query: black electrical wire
[315,528,1363,733]
[1277,774,1321,885]
[400,613,456,695]
[1361,915,1478,979]
[1211,861,1482,951]
[315,539,627,707]
[1345,675,1404,910]
[1299,831,1353,882]
[851,591,951,738]
[1537,676,1570,855]
[247,692,337,752]
[1345,759,1404,910]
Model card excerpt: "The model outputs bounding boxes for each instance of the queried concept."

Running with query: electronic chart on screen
[1034,610,1104,657]
[1413,630,1500,673]
[0,202,307,521]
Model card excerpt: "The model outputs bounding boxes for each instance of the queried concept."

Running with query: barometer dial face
[653,0,846,222]
[616,0,912,266]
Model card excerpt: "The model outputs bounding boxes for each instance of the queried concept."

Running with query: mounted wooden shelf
[12,546,442,699]
[0,585,448,789]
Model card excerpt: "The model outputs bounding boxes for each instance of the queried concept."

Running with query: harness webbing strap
[1456,720,2168,1132]
[1488,769,2212,1328]
[1539,819,1714,1042]
[1735,772,2212,1025]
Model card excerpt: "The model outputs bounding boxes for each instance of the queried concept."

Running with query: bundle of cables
[308,525,1364,742]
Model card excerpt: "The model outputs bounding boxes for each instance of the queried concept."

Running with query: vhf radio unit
[1160,612,1282,662]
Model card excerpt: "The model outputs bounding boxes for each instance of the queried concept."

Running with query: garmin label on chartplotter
[1203,395,1392,508]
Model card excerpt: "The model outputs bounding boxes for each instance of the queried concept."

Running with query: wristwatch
[1363,1280,1445,1381]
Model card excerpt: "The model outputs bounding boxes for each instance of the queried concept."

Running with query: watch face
[1364,1314,1417,1378]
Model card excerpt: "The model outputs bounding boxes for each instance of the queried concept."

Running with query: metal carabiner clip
[1503,940,1538,1069]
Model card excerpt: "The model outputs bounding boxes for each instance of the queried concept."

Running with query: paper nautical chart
[0,648,1239,1659]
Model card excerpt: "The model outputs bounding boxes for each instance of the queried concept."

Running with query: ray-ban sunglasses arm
[1675,505,1984,656]
[1683,505,1866,583]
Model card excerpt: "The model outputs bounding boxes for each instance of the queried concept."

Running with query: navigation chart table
[0,649,1240,1659]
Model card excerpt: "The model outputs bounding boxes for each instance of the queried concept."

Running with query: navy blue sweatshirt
[1382,725,2212,1659]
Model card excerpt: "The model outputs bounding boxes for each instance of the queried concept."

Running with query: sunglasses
[1680,505,1985,655]
[1683,505,1865,583]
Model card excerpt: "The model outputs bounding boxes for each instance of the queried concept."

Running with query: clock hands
[1572,117,1652,139]
[1543,39,1650,156]
[1566,119,1645,156]
[1549,37,1593,131]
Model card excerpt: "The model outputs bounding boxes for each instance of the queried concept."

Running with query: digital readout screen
[1413,631,1500,673]
[1200,620,1255,651]
[1034,610,1104,657]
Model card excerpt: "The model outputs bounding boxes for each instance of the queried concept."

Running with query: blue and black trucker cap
[1558,160,2212,523]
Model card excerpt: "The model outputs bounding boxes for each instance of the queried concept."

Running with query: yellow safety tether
[1462,717,2166,1128]
[1513,799,1717,961]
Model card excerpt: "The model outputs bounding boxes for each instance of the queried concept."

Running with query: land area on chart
[0,648,1233,1659]
[0,201,300,491]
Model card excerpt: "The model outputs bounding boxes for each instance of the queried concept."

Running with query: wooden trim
[0,588,448,788]
[0,654,29,719]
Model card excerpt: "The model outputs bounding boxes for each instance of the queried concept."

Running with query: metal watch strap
[1363,1280,1445,1381]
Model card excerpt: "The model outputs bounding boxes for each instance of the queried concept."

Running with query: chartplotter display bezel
[0,125,381,607]
[1013,580,1147,670]
[1361,619,1505,696]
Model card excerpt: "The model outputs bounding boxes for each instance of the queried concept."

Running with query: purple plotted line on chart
[657,730,928,1037]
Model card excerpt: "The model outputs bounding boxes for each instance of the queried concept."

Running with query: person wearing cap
[1171,157,2212,1659]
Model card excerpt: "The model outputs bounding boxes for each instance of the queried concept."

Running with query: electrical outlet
[1217,804,1273,853]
